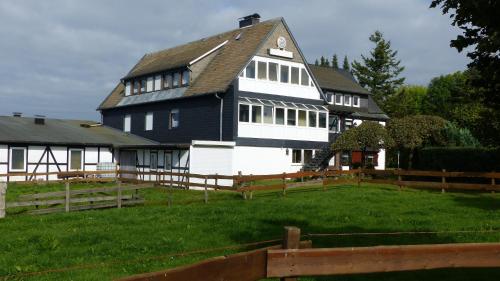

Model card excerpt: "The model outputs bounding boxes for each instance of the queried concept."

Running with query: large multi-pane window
[301,69,309,86]
[257,61,267,80]
[308,111,317,127]
[239,104,250,122]
[287,109,296,126]
[291,67,299,84]
[292,149,302,164]
[164,74,172,89]
[280,65,289,83]
[269,62,278,81]
[318,112,327,128]
[251,105,262,123]
[275,108,285,125]
[10,147,26,171]
[298,110,307,127]
[246,60,256,78]
[263,105,273,124]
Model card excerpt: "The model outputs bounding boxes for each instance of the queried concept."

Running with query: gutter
[215,93,223,141]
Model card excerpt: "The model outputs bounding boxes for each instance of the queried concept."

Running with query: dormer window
[125,81,131,96]
[246,60,256,78]
[353,96,360,107]
[291,67,299,84]
[344,95,352,106]
[335,94,343,105]
[164,74,172,89]
[140,79,147,93]
[181,70,190,86]
[300,69,309,86]
[133,81,140,94]
[173,73,181,87]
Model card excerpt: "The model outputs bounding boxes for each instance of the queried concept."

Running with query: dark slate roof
[308,65,370,95]
[99,18,282,110]
[0,116,159,147]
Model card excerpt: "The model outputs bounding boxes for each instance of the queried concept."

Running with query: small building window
[298,110,307,127]
[169,109,179,129]
[326,92,334,104]
[291,67,299,84]
[263,105,273,124]
[133,81,140,94]
[308,111,317,127]
[335,94,343,105]
[173,73,181,87]
[154,75,162,91]
[10,147,26,171]
[123,114,131,132]
[275,108,285,125]
[145,112,153,131]
[239,104,250,122]
[246,60,256,78]
[292,149,302,164]
[146,77,154,92]
[125,81,131,96]
[280,65,289,83]
[329,115,340,132]
[269,62,278,81]
[257,61,267,80]
[69,149,83,171]
[140,79,147,93]
[287,109,296,126]
[341,152,351,166]
[344,95,352,106]
[301,69,309,86]
[304,150,313,164]
[353,96,360,107]
[165,152,172,170]
[251,105,262,123]
[150,153,158,170]
[164,74,172,89]
[318,112,327,128]
[345,118,353,130]
[182,70,190,86]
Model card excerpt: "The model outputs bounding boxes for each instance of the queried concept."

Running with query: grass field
[1,182,500,280]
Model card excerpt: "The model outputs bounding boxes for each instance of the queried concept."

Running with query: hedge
[412,147,500,172]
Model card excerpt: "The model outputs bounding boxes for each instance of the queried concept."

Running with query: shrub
[412,147,500,172]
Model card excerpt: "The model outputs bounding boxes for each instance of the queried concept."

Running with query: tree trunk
[408,149,414,170]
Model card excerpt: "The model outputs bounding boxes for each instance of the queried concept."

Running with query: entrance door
[120,150,137,179]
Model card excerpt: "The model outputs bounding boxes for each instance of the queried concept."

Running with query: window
[298,110,307,127]
[280,65,289,83]
[69,149,83,171]
[263,105,273,124]
[344,95,352,106]
[304,150,313,164]
[165,153,172,170]
[301,69,309,86]
[353,96,360,107]
[329,115,340,132]
[145,112,153,131]
[154,75,162,91]
[345,118,353,130]
[245,60,255,78]
[275,108,285,125]
[164,74,172,89]
[150,153,158,170]
[173,73,181,87]
[251,105,262,123]
[140,79,147,93]
[10,147,26,171]
[169,109,179,129]
[239,104,250,122]
[318,112,327,128]
[133,81,140,94]
[123,115,131,132]
[291,67,299,84]
[269,62,278,81]
[125,81,131,96]
[326,92,334,104]
[292,149,302,164]
[182,70,190,86]
[341,152,351,166]
[146,77,154,92]
[257,61,267,80]
[308,111,317,127]
[335,94,343,105]
[287,109,296,126]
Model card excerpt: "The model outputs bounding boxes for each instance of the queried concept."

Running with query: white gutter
[188,40,229,65]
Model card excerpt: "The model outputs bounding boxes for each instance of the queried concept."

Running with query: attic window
[125,81,131,96]
[353,96,360,107]
[164,74,172,89]
[245,60,255,78]
[140,79,147,93]
[182,70,190,86]
[291,67,299,84]
[300,69,309,86]
[133,81,140,94]
[173,73,181,87]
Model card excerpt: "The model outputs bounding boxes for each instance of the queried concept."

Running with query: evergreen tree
[331,54,339,69]
[324,58,330,67]
[352,31,405,108]
[320,56,326,66]
[314,59,319,66]
[342,56,350,71]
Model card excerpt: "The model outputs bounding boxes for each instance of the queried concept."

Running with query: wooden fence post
[204,176,208,204]
[65,181,70,212]
[215,173,219,191]
[397,169,402,191]
[281,226,301,281]
[117,181,122,209]
[492,172,496,194]
[441,169,446,194]
[282,172,287,197]
[168,172,173,207]
[0,182,6,219]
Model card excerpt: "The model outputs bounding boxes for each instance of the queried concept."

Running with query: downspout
[215,93,223,141]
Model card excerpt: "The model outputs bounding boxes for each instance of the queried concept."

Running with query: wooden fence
[116,226,500,281]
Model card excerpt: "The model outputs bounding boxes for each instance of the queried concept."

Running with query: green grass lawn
[1,182,500,280]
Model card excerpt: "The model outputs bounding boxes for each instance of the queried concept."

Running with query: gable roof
[308,65,370,95]
[99,18,282,110]
[0,116,159,147]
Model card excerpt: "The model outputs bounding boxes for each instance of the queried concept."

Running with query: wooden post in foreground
[441,169,446,194]
[0,182,6,219]
[397,169,402,191]
[204,176,208,204]
[282,172,287,197]
[65,182,70,212]
[281,226,301,281]
[117,181,122,209]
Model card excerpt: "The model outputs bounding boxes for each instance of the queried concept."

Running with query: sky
[0,0,468,121]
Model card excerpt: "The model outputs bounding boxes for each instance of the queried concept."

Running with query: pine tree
[314,59,319,66]
[325,58,330,67]
[342,55,350,71]
[320,56,326,66]
[352,31,405,108]
[331,54,339,69]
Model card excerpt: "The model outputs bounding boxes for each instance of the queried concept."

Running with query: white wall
[232,146,303,175]
[189,141,235,187]
[238,122,328,142]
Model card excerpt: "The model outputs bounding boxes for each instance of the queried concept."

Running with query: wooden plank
[281,226,301,281]
[267,243,500,278]
[7,199,66,208]
[237,184,286,192]
[70,195,132,204]
[18,190,66,200]
[322,178,357,186]
[361,179,397,185]
[28,199,144,215]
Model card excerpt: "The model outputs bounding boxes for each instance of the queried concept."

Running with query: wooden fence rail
[117,226,500,281]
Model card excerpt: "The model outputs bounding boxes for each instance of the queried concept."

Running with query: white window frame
[251,104,263,123]
[146,77,154,92]
[335,94,343,105]
[239,103,251,123]
[150,152,158,170]
[9,147,26,172]
[124,114,131,132]
[145,112,153,131]
[275,107,286,125]
[308,111,318,128]
[154,75,162,91]
[291,149,303,164]
[164,152,172,170]
[344,95,352,106]
[169,109,180,129]
[125,81,131,96]
[353,95,360,107]
[257,60,268,80]
[263,105,274,124]
[69,149,84,171]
